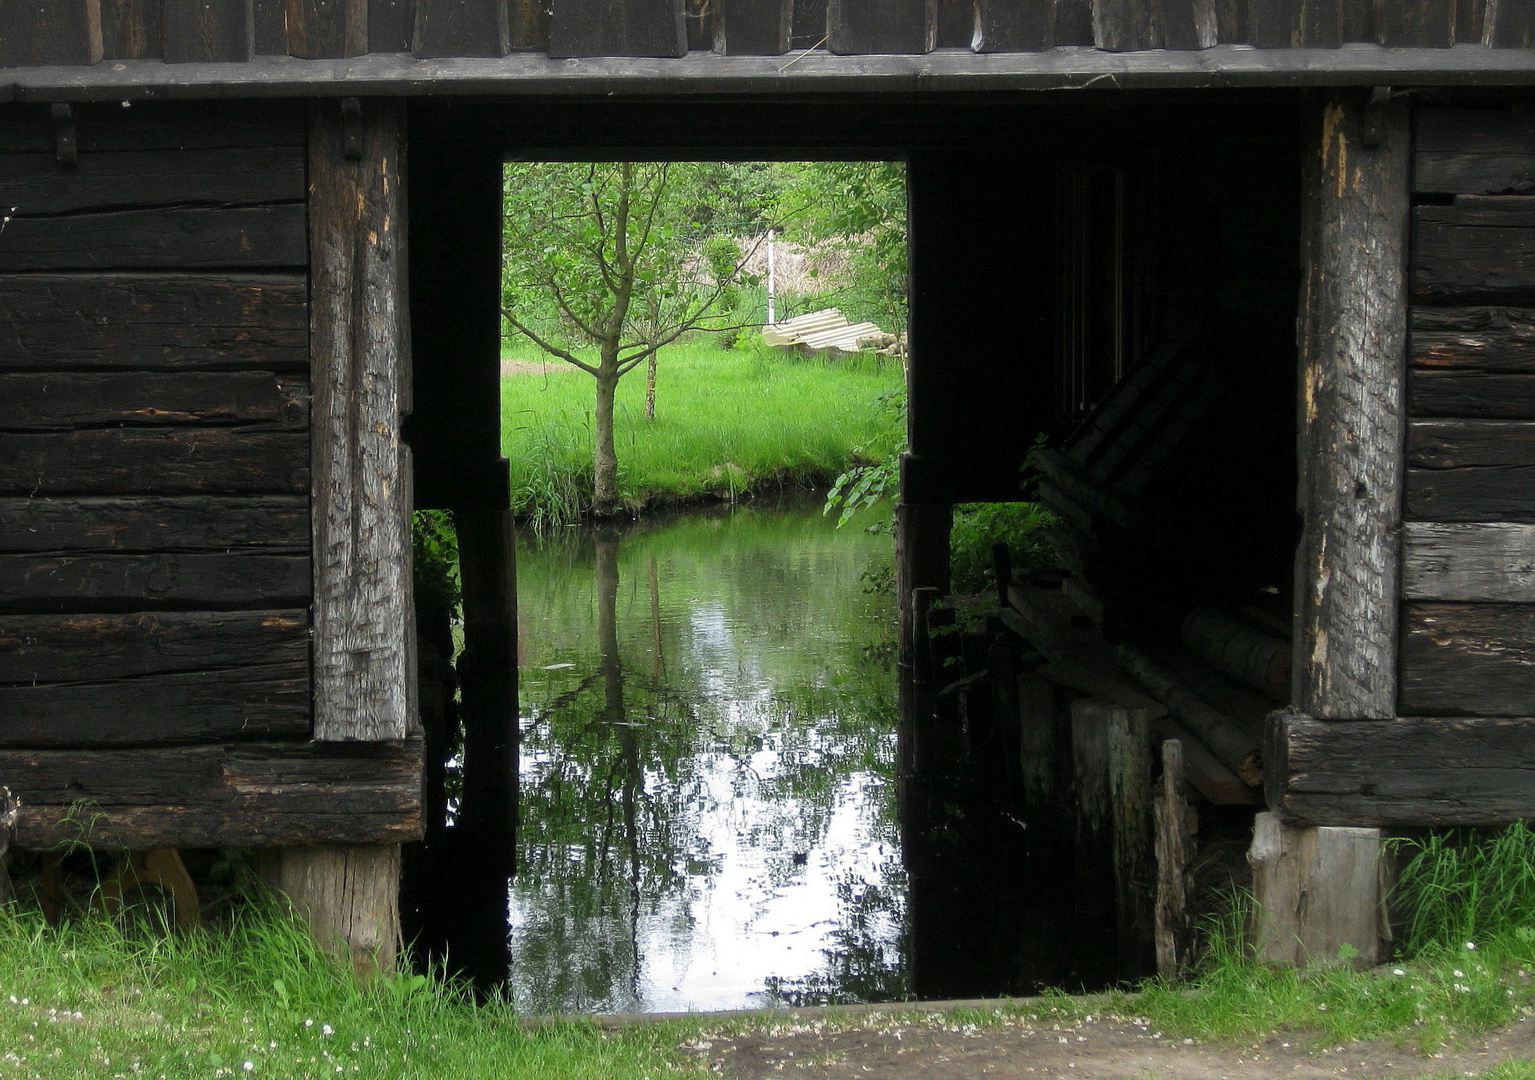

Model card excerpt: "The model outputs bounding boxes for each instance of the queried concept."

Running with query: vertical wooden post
[0,786,16,907]
[287,97,412,975]
[1249,812,1389,967]
[1154,740,1192,978]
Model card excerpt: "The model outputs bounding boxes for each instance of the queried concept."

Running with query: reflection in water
[511,498,906,1014]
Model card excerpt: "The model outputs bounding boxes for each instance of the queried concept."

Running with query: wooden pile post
[0,786,16,907]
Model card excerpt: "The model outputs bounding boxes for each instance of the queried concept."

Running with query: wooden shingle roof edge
[9,44,1535,102]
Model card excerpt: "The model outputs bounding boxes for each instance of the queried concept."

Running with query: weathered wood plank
[1407,464,1535,521]
[253,0,289,53]
[1295,97,1408,720]
[413,0,509,55]
[1403,522,1535,601]
[1161,0,1219,47]
[1412,308,1535,374]
[310,99,411,743]
[0,205,305,273]
[1401,602,1535,715]
[100,0,163,58]
[1416,107,1535,195]
[271,845,401,976]
[1247,0,1342,46]
[1483,0,1535,45]
[0,495,309,552]
[0,662,310,747]
[1154,740,1192,980]
[1410,370,1535,418]
[369,0,415,49]
[0,429,308,495]
[1415,201,1535,305]
[0,146,304,214]
[1249,813,1386,967]
[0,609,308,683]
[1409,417,1535,467]
[162,0,254,62]
[1093,0,1159,48]
[6,739,423,849]
[549,0,688,55]
[0,553,311,612]
[827,0,934,52]
[714,0,793,53]
[0,372,307,430]
[1374,0,1454,45]
[975,0,1058,49]
[0,275,308,371]
[284,0,366,55]
[1268,711,1535,825]
[508,0,549,48]
[0,102,303,154]
[0,1,103,66]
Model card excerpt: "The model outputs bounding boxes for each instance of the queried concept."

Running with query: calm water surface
[510,497,904,1014]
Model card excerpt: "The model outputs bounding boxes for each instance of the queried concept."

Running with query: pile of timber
[761,308,900,356]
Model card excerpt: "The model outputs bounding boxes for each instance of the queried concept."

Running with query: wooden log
[0,1,103,66]
[1411,370,1535,419]
[827,0,934,52]
[1249,812,1386,968]
[101,0,163,58]
[1412,306,1535,374]
[1154,739,1193,979]
[1415,108,1535,196]
[271,846,400,975]
[1267,710,1535,825]
[0,553,311,613]
[0,372,307,431]
[0,205,306,273]
[1374,0,1454,44]
[309,98,412,744]
[0,103,302,155]
[0,609,306,681]
[714,0,792,52]
[1401,602,1535,716]
[5,739,422,849]
[284,0,367,55]
[1181,606,1291,702]
[1403,522,1535,602]
[1415,200,1535,305]
[1410,417,1535,468]
[0,430,308,496]
[413,0,509,55]
[549,0,687,55]
[0,662,310,747]
[0,496,309,553]
[1407,464,1535,522]
[1295,97,1408,720]
[162,0,254,61]
[1114,643,1263,785]
[369,0,415,49]
[1150,715,1260,805]
[0,275,308,371]
[0,145,304,214]
[975,0,1058,50]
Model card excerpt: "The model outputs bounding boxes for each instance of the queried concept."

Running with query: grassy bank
[499,339,903,526]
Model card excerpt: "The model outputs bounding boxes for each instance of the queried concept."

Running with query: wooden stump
[1248,813,1388,968]
[271,846,401,976]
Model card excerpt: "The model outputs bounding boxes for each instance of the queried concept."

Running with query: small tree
[501,161,758,517]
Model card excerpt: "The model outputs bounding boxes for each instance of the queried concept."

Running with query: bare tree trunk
[593,361,622,516]
[644,353,657,420]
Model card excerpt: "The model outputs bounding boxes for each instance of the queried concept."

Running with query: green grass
[500,338,903,526]
[0,899,706,1080]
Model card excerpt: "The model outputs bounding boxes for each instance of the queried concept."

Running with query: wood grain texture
[1249,813,1386,967]
[0,372,307,430]
[1403,522,1535,601]
[1407,463,1535,520]
[162,0,255,61]
[1401,602,1535,715]
[0,495,309,552]
[827,0,935,51]
[1268,711,1535,825]
[100,0,163,58]
[309,99,412,742]
[253,0,289,52]
[0,662,311,747]
[1484,0,1535,45]
[0,0,104,66]
[975,0,1058,49]
[1410,370,1535,417]
[549,0,688,55]
[1247,0,1342,46]
[285,0,366,55]
[1091,0,1216,49]
[1410,417,1535,467]
[272,845,401,975]
[1416,107,1535,195]
[714,0,793,53]
[413,0,509,55]
[0,206,306,272]
[1374,0,1454,45]
[0,553,311,613]
[0,145,304,213]
[1294,98,1408,720]
[0,429,308,495]
[369,0,415,49]
[1415,200,1535,305]
[0,275,308,371]
[6,739,423,849]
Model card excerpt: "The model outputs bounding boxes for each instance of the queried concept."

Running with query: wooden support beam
[0,786,16,906]
[285,0,368,56]
[1154,739,1193,979]
[269,846,401,975]
[0,1,103,66]
[101,0,161,59]
[1294,95,1409,720]
[1403,522,1535,601]
[1249,811,1387,967]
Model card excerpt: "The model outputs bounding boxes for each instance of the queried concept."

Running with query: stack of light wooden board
[762,308,890,355]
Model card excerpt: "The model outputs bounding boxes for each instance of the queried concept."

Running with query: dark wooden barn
[3,0,1535,975]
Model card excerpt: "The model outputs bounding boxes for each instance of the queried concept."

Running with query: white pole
[765,228,776,327]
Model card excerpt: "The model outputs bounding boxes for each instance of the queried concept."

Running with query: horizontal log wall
[0,101,324,841]
[1405,103,1535,719]
[1,0,1532,62]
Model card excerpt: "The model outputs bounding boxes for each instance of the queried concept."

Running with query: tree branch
[501,309,599,376]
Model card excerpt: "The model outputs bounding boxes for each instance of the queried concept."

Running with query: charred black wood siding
[0,101,312,756]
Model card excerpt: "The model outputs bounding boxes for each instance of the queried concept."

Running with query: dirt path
[682,1008,1535,1079]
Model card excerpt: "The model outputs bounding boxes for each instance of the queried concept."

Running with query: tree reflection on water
[509,499,906,1014]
